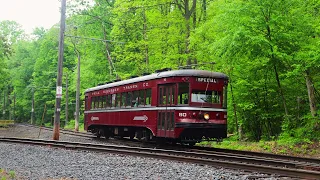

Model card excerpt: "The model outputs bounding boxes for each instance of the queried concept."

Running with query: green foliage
[195,0,320,141]
[280,114,320,143]
[65,120,84,131]
[0,0,319,142]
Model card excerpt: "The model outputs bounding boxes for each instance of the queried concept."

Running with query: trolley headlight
[204,113,210,120]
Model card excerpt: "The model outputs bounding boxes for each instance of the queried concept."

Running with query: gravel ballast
[0,125,287,179]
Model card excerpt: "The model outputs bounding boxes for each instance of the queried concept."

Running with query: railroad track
[0,136,319,179]
[188,145,320,170]
[15,123,95,138]
[92,137,320,172]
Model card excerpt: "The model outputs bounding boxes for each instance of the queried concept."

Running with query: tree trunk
[265,21,288,116]
[102,24,113,76]
[185,4,191,67]
[202,0,207,21]
[305,69,317,117]
[143,9,149,66]
[192,0,197,29]
[273,64,288,116]
[175,0,197,67]
[229,77,240,139]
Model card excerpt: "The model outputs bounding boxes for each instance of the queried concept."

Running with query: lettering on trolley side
[123,84,138,90]
[92,91,100,95]
[143,82,149,87]
[196,77,217,83]
[102,88,119,94]
[91,116,99,121]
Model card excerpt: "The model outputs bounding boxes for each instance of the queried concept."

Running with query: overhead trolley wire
[64,35,125,44]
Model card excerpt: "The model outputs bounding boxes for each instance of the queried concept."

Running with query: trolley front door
[157,84,175,138]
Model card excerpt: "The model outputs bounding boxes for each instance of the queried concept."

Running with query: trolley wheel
[136,131,142,140]
[129,133,135,140]
[104,130,110,139]
[144,131,153,141]
[96,129,103,138]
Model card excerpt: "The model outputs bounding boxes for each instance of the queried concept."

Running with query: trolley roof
[85,69,228,93]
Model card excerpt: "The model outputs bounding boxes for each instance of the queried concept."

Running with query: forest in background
[0,0,319,143]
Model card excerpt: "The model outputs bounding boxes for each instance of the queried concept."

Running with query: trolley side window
[146,89,151,106]
[85,96,89,110]
[178,83,189,105]
[111,94,116,108]
[138,90,145,106]
[116,93,121,107]
[132,91,139,107]
[93,97,99,109]
[91,97,94,109]
[121,92,127,107]
[126,92,133,107]
[99,96,105,108]
[106,94,112,108]
[171,86,175,105]
[102,96,107,108]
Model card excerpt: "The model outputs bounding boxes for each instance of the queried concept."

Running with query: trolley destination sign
[196,77,217,83]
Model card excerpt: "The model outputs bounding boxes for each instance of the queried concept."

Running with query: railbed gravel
[0,125,289,180]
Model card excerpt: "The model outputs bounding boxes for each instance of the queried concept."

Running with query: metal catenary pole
[53,0,66,140]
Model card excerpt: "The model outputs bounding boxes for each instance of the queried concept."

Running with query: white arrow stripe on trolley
[133,115,148,122]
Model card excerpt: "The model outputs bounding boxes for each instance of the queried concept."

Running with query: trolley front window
[191,90,221,104]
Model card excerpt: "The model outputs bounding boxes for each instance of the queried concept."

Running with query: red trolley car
[84,69,228,144]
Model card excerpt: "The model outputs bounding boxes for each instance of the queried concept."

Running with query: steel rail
[15,124,95,138]
[13,124,320,170]
[0,137,319,179]
[190,145,320,165]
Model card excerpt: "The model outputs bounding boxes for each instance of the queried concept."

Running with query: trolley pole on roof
[53,0,66,140]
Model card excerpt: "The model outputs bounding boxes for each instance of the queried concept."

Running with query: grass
[63,120,85,132]
[0,169,15,180]
[197,136,320,159]
[44,120,85,132]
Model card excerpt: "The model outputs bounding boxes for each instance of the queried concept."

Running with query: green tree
[197,0,320,140]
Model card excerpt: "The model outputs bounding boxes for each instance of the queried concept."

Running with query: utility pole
[72,27,80,132]
[7,92,11,120]
[53,0,66,140]
[31,88,34,124]
[2,91,5,120]
[13,92,15,121]
[75,47,80,132]
[65,73,69,128]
